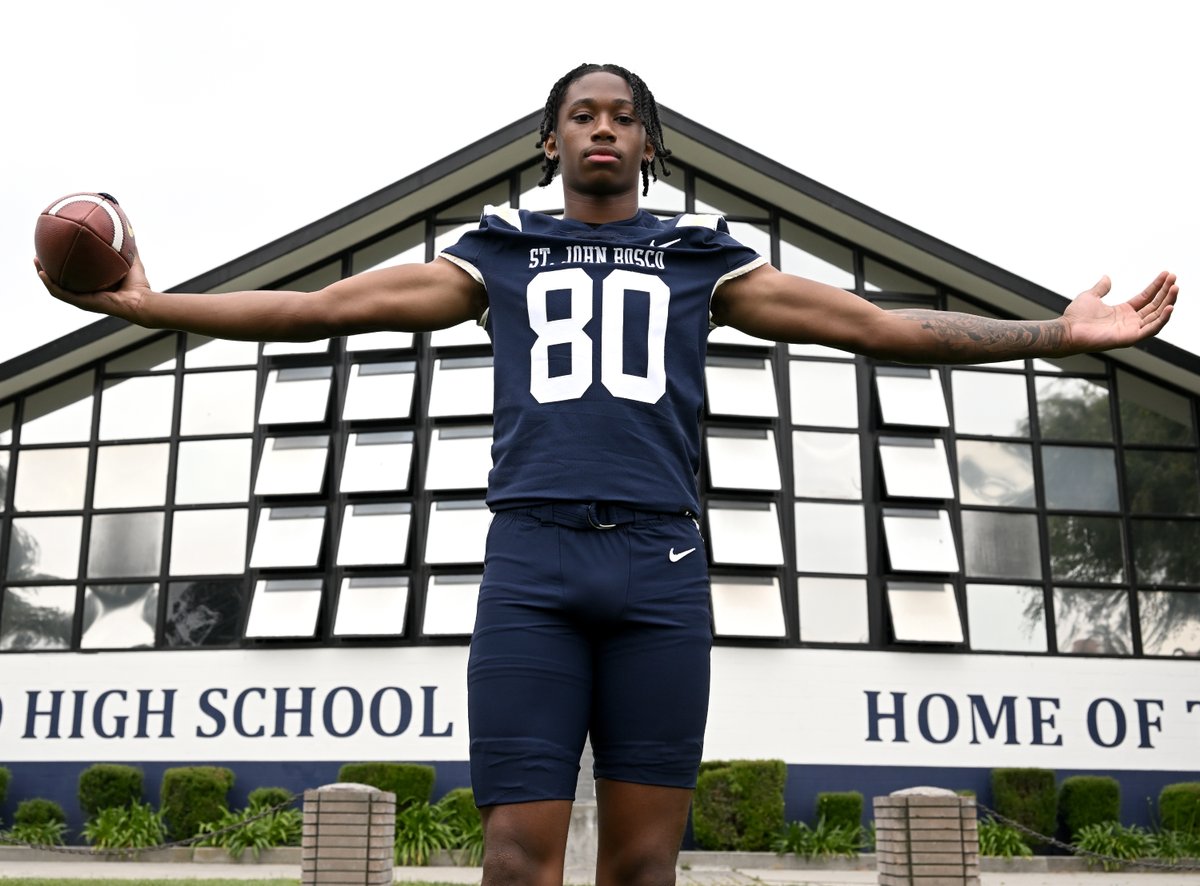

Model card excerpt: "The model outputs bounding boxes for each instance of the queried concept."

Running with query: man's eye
[572,113,592,123]
[616,115,635,124]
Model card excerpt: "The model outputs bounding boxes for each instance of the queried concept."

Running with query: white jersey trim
[674,212,722,230]
[708,256,769,327]
[483,204,523,231]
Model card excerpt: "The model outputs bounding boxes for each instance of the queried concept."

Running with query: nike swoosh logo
[668,547,696,563]
[649,238,682,249]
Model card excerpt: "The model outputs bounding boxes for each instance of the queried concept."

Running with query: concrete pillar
[873,786,980,886]
[302,783,396,885]
[565,737,598,871]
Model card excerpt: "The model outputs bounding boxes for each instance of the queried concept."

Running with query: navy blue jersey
[439,207,765,514]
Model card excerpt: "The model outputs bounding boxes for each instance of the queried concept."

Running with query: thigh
[468,511,592,806]
[590,516,713,788]
[595,779,693,886]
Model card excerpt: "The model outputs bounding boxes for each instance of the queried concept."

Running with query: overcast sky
[2,0,1196,366]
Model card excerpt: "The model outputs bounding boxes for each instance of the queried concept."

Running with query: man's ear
[642,139,655,166]
[544,131,558,161]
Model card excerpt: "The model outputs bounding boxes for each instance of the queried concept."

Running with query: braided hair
[535,63,672,197]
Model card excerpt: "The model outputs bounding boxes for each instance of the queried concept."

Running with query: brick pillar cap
[317,782,393,796]
[891,786,958,797]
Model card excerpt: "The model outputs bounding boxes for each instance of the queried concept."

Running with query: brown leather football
[34,192,137,292]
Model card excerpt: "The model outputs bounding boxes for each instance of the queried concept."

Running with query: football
[34,192,138,292]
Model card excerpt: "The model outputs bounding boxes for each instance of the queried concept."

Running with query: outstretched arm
[36,255,488,341]
[712,265,1178,363]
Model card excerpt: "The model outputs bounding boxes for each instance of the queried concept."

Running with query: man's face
[545,71,654,197]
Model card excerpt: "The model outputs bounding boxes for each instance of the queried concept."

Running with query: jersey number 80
[527,268,669,405]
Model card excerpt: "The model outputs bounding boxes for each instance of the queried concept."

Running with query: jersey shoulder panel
[672,212,724,231]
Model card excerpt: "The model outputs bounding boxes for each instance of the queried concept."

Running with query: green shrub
[393,801,457,866]
[14,798,66,826]
[159,766,234,840]
[82,801,166,850]
[197,805,302,858]
[991,768,1056,847]
[1074,821,1155,870]
[772,818,865,857]
[79,763,144,819]
[815,791,862,831]
[247,786,295,811]
[1159,782,1200,835]
[977,818,1032,857]
[692,759,786,851]
[0,765,10,810]
[337,762,435,808]
[1058,775,1119,840]
[436,786,480,829]
[7,820,67,846]
[1149,827,1200,861]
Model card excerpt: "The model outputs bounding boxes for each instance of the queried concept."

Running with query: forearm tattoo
[893,310,1066,360]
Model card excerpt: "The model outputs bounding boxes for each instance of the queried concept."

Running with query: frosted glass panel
[185,335,258,368]
[1139,591,1200,657]
[346,331,415,351]
[337,503,411,566]
[343,361,415,421]
[706,428,780,491]
[423,574,481,636]
[711,577,786,638]
[876,367,948,427]
[794,502,867,574]
[1054,587,1131,655]
[99,376,175,441]
[425,501,491,564]
[798,577,868,643]
[961,511,1041,580]
[21,373,94,444]
[180,370,256,435]
[0,585,75,650]
[706,357,778,418]
[81,583,157,649]
[888,581,963,643]
[708,501,783,566]
[14,447,89,511]
[249,506,326,568]
[878,437,953,498]
[429,358,493,417]
[340,431,413,493]
[966,584,1047,653]
[245,578,322,638]
[170,508,249,575]
[94,443,170,508]
[1042,446,1118,511]
[793,431,862,499]
[334,577,408,636]
[791,361,859,428]
[883,508,959,572]
[956,440,1035,507]
[87,512,164,578]
[426,426,493,491]
[175,439,252,504]
[254,435,329,496]
[431,321,491,348]
[8,516,82,580]
[258,367,332,425]
[952,370,1029,437]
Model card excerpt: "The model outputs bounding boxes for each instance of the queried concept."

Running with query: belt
[510,503,679,530]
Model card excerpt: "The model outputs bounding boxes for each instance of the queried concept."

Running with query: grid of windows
[1,162,1197,659]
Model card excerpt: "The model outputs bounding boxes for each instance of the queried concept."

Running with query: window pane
[876,367,948,428]
[0,402,13,444]
[0,450,7,511]
[1047,515,1125,583]
[180,370,256,435]
[334,577,408,636]
[351,223,424,275]
[184,334,258,368]
[966,584,1047,652]
[343,361,416,420]
[1118,370,1195,445]
[176,439,252,504]
[1131,519,1200,585]
[709,501,783,566]
[170,508,249,575]
[431,320,491,349]
[878,436,953,498]
[337,503,411,566]
[883,508,959,572]
[711,576,785,638]
[791,362,859,428]
[952,370,1029,436]
[423,574,480,636]
[80,583,157,649]
[793,431,861,499]
[262,339,330,356]
[887,581,963,643]
[107,336,177,372]
[961,511,1041,579]
[87,512,164,578]
[706,357,778,418]
[709,324,773,348]
[8,516,82,579]
[341,431,413,493]
[706,428,780,491]
[864,258,935,294]
[795,502,867,573]
[798,577,869,643]
[727,222,770,262]
[0,586,75,650]
[1042,446,1118,510]
[426,425,493,490]
[643,176,686,213]
[695,179,766,217]
[21,372,94,444]
[165,579,245,647]
[779,219,855,289]
[429,358,493,418]
[1138,590,1200,657]
[1124,450,1199,514]
[1031,353,1105,374]
[1054,588,1131,655]
[258,367,331,425]
[99,376,175,439]
[425,500,491,565]
[245,578,322,638]
[518,167,563,212]
[94,443,170,508]
[346,330,415,352]
[1035,376,1112,442]
[789,343,855,360]
[249,506,326,568]
[956,440,1035,507]
[14,447,89,510]
[254,435,329,496]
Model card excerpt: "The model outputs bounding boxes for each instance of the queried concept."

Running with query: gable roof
[4,106,1197,402]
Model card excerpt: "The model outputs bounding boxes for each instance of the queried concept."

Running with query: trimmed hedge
[337,762,435,808]
[1058,775,1119,840]
[14,797,66,826]
[248,786,294,810]
[79,763,144,819]
[0,766,10,812]
[1160,782,1200,835]
[816,791,863,830]
[692,759,786,851]
[160,766,234,839]
[991,768,1056,846]
[436,786,480,828]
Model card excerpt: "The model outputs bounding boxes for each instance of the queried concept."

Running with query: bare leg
[595,779,693,886]
[480,799,573,886]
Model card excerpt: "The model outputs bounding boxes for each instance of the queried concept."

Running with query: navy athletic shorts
[467,503,713,807]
